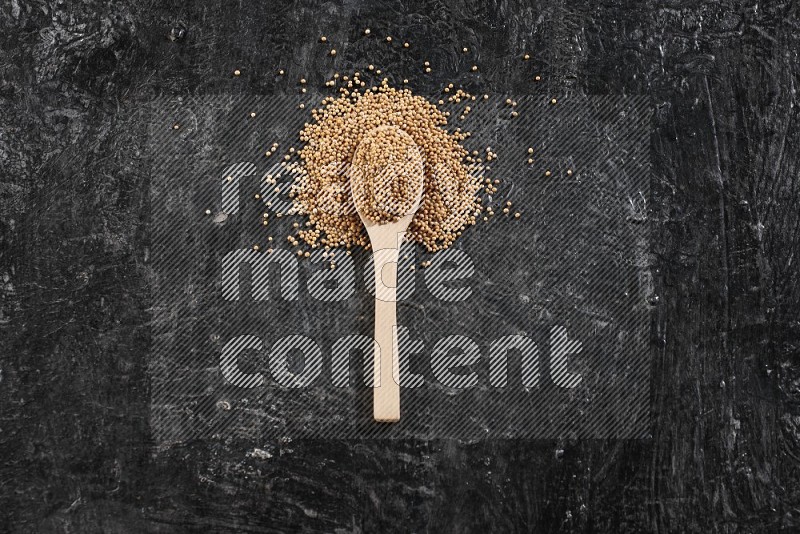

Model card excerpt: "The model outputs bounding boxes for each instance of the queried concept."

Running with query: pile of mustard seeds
[349,126,424,224]
[289,82,484,252]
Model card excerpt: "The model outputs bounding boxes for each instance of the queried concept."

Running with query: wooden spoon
[350,126,424,422]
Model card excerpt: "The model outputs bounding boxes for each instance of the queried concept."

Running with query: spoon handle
[371,246,401,422]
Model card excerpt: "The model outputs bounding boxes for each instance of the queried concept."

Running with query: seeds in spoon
[349,126,424,224]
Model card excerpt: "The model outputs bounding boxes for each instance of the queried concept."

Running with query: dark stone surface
[1,0,798,531]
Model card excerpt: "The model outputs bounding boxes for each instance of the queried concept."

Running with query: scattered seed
[523,54,530,60]
[234,69,241,76]
[364,28,371,35]
[551,98,557,104]
[330,49,337,56]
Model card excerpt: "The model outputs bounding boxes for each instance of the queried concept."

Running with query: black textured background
[1,0,799,532]
[148,94,650,442]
